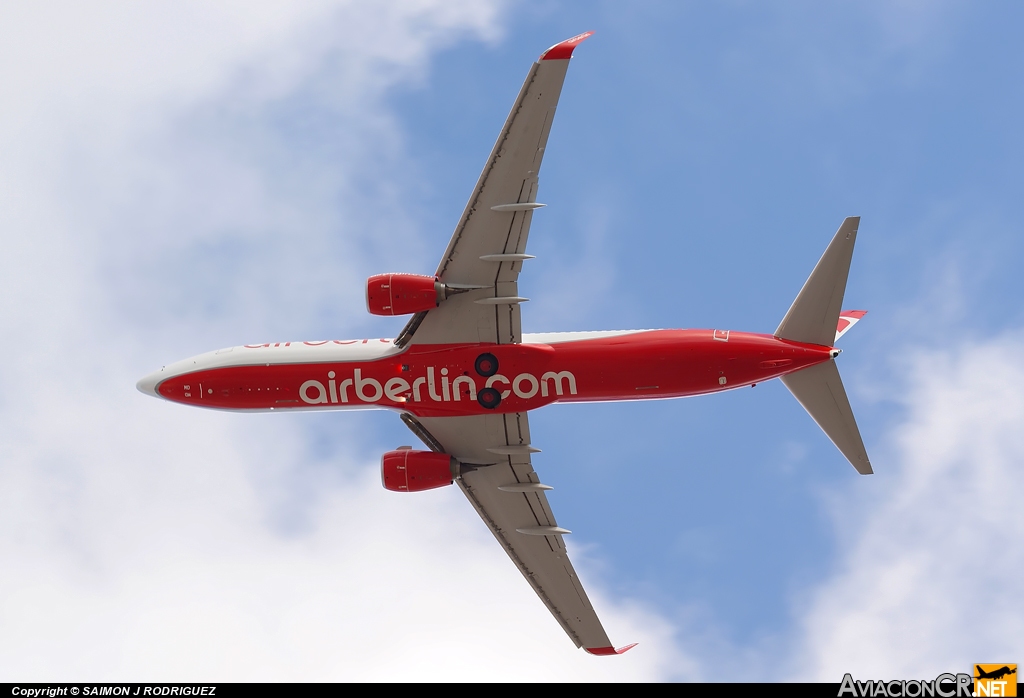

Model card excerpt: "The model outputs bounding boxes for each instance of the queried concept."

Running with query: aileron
[415,412,615,650]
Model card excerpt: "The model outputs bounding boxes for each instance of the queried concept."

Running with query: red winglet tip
[841,310,868,319]
[540,31,595,61]
[585,643,638,656]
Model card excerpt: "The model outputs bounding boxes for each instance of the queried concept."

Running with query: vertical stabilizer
[781,360,872,474]
[776,217,859,347]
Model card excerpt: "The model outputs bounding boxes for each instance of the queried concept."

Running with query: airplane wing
[409,410,631,654]
[395,33,631,655]
[398,32,593,347]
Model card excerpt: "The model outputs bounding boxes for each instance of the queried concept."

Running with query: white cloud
[791,334,1024,679]
[0,1,691,680]
[0,402,684,680]
[8,4,1017,681]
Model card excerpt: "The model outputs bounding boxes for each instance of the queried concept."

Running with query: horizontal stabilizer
[776,217,859,347]
[781,360,872,474]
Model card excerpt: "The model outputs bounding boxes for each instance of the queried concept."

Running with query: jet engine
[381,449,457,492]
[366,273,440,316]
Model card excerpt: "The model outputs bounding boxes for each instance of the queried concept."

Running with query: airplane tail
[776,217,872,475]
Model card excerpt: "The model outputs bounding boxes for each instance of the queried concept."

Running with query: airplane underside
[137,32,871,653]
[139,329,835,416]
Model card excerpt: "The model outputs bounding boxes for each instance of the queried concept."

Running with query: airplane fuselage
[138,329,835,417]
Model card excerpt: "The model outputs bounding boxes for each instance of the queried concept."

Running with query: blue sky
[1,0,1022,681]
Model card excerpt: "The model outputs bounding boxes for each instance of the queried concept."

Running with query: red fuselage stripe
[156,330,833,417]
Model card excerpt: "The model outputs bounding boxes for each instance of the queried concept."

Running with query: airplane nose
[136,368,166,398]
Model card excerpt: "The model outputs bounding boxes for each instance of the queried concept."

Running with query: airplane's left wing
[408,410,632,654]
[400,33,593,347]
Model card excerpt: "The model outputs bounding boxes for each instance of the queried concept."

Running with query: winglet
[540,31,595,61]
[585,643,638,656]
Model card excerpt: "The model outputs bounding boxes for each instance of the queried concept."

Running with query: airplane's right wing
[405,410,633,655]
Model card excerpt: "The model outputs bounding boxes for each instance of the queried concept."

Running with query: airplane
[136,32,871,655]
[975,666,1017,681]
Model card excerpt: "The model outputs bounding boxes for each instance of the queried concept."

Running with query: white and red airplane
[137,33,871,655]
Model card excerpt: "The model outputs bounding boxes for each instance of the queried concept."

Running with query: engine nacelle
[366,273,439,316]
[381,449,456,492]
